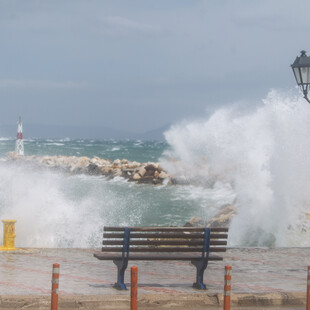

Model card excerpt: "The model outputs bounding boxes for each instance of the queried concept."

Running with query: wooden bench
[94,226,228,290]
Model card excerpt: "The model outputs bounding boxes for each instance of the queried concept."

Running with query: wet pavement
[0,247,309,296]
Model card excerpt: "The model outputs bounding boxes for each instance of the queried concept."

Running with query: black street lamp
[291,50,310,104]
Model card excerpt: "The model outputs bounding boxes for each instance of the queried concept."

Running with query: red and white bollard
[307,266,310,310]
[51,263,60,310]
[224,265,232,310]
[131,266,138,310]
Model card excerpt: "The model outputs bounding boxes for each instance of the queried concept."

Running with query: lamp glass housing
[291,50,310,103]
[301,67,310,84]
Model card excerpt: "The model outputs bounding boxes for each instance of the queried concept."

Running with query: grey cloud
[102,16,163,37]
[229,0,310,32]
[0,80,88,90]
[231,12,310,32]
[0,0,309,137]
[0,3,163,39]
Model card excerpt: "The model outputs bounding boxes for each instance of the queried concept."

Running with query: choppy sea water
[1,90,310,248]
[0,138,235,248]
[0,138,166,163]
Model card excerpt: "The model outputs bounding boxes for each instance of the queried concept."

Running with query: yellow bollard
[0,220,17,251]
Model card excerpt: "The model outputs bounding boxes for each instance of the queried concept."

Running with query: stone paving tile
[0,247,309,295]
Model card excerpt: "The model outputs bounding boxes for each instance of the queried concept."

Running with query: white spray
[0,163,103,248]
[162,89,310,246]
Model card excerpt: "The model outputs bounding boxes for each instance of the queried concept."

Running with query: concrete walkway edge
[0,292,306,309]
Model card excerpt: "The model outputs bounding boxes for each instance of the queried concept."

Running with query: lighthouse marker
[15,116,24,156]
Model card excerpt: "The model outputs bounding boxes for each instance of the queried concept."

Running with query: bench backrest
[102,226,228,253]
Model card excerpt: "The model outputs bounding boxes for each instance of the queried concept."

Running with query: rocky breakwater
[5,152,171,185]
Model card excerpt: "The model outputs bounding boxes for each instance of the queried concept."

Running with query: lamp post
[291,50,310,104]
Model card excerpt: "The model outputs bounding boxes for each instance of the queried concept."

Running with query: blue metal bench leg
[191,260,208,289]
[191,228,210,290]
[112,227,131,290]
[113,259,128,290]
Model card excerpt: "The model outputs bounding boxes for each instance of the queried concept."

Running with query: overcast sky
[0,0,310,136]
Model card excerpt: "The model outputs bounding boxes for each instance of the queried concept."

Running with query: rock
[158,171,169,179]
[132,173,141,180]
[6,152,18,160]
[77,157,90,167]
[144,164,157,177]
[87,163,102,175]
[184,217,205,227]
[113,159,121,165]
[170,176,189,185]
[127,161,140,169]
[123,168,134,173]
[145,164,156,171]
[101,167,113,175]
[184,205,237,228]
[70,164,83,174]
[152,178,162,185]
[207,205,237,228]
[113,168,122,177]
[137,167,146,177]
[122,170,132,179]
[90,158,98,164]
[137,176,155,184]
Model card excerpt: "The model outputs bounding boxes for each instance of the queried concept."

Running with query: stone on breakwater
[184,204,237,228]
[184,216,206,227]
[5,152,171,185]
[207,204,237,228]
[137,167,146,177]
[132,173,141,180]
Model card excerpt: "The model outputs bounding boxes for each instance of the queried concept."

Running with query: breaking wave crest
[162,89,310,246]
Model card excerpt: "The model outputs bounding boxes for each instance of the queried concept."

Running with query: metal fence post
[131,266,138,310]
[224,265,231,310]
[51,263,60,310]
[307,266,310,310]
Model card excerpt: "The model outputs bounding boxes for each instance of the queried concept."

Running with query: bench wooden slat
[104,226,228,232]
[103,233,228,239]
[94,252,223,261]
[101,246,227,252]
[103,240,227,246]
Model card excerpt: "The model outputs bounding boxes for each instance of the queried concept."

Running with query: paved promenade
[0,247,309,308]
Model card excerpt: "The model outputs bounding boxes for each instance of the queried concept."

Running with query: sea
[1,89,310,249]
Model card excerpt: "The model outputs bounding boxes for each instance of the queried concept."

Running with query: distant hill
[0,123,171,141]
[135,124,170,141]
